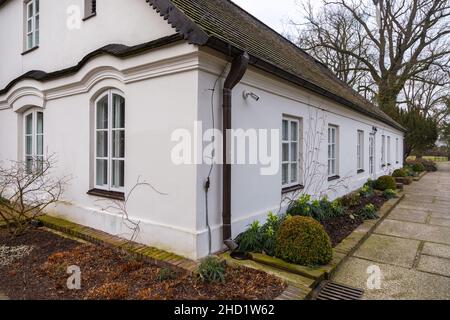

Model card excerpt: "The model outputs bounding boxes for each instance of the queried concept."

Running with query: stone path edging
[36,215,199,274]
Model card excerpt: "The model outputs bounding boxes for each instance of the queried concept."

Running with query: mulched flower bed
[0,228,285,300]
[321,193,387,247]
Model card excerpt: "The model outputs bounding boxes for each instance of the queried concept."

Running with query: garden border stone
[413,171,427,181]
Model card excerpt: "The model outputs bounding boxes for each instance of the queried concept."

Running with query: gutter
[222,52,249,249]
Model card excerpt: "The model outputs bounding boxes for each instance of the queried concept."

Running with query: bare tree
[289,0,450,116]
[0,155,69,236]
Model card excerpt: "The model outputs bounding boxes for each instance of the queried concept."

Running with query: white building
[0,0,404,259]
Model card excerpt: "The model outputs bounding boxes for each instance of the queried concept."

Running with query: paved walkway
[333,163,450,299]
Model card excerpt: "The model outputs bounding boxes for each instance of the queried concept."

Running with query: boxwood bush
[411,163,425,172]
[275,216,332,266]
[392,169,406,177]
[374,175,396,191]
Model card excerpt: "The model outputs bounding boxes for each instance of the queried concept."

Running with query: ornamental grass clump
[197,256,226,283]
[275,216,332,266]
[374,175,396,191]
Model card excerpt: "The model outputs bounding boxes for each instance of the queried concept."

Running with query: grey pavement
[333,162,450,299]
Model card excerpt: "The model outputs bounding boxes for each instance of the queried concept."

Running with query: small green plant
[411,163,425,172]
[392,169,406,177]
[383,189,397,199]
[359,183,374,198]
[156,267,176,282]
[286,194,311,216]
[275,216,332,266]
[287,195,344,221]
[358,203,378,220]
[374,175,396,191]
[339,192,361,208]
[236,221,263,253]
[197,256,226,283]
[260,212,282,256]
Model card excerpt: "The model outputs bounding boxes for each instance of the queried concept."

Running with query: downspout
[222,52,249,250]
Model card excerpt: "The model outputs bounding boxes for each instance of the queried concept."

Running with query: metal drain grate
[315,281,364,300]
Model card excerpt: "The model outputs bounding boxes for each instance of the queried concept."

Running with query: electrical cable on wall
[204,64,229,256]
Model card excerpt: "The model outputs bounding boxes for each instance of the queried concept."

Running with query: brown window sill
[83,13,96,21]
[328,175,340,182]
[282,184,304,194]
[22,46,39,55]
[357,169,365,174]
[87,188,125,201]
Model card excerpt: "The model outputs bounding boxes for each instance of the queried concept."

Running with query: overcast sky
[231,0,303,34]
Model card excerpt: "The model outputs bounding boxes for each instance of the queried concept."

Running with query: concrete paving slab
[353,234,420,268]
[429,217,450,227]
[375,219,450,245]
[417,255,450,277]
[422,242,450,259]
[430,212,450,220]
[332,257,450,300]
[389,209,429,223]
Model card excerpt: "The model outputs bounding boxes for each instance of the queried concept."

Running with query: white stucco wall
[194,50,404,257]
[0,0,174,89]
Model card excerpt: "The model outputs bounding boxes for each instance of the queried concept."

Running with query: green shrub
[275,216,332,266]
[359,183,374,198]
[411,163,425,172]
[407,158,437,172]
[392,169,406,177]
[383,189,397,199]
[236,221,263,253]
[287,195,344,221]
[358,204,378,220]
[374,175,396,191]
[404,166,418,177]
[156,267,176,282]
[197,256,226,283]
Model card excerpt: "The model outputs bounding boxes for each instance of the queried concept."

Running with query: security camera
[243,90,260,101]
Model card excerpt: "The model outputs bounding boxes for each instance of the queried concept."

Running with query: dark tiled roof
[148,0,404,131]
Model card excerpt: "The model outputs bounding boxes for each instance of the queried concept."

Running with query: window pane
[112,130,125,158]
[37,135,43,156]
[112,94,125,129]
[96,95,108,129]
[282,163,288,185]
[37,112,43,134]
[291,121,297,141]
[27,33,33,49]
[26,113,33,134]
[28,2,33,18]
[96,131,108,157]
[112,160,125,188]
[291,164,297,183]
[282,143,289,162]
[27,19,32,33]
[291,142,297,161]
[282,120,288,141]
[35,14,39,30]
[96,159,108,185]
[26,156,33,174]
[35,0,39,13]
[26,136,32,155]
[35,30,39,46]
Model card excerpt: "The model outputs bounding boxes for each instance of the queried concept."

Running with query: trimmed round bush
[275,216,332,266]
[412,163,425,172]
[392,169,406,177]
[374,175,396,191]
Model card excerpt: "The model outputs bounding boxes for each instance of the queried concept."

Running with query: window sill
[282,184,304,194]
[357,169,365,174]
[83,12,97,21]
[328,175,340,182]
[21,46,39,55]
[87,188,125,201]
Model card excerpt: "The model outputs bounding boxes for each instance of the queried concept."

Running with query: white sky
[231,0,304,34]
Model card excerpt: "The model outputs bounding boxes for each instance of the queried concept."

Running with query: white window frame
[357,130,364,171]
[387,136,391,165]
[328,125,339,177]
[23,108,44,173]
[25,0,39,50]
[369,134,375,175]
[381,135,386,167]
[94,89,125,192]
[281,117,301,188]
